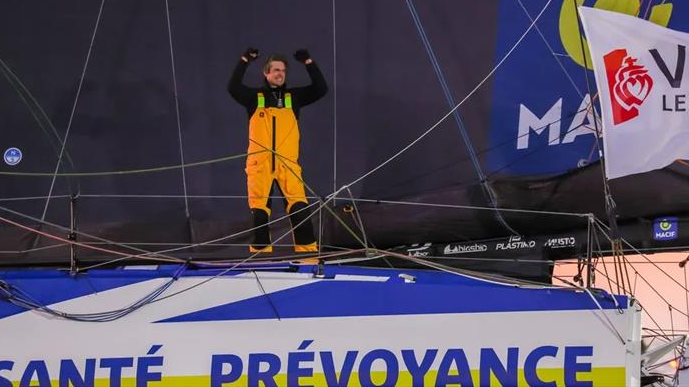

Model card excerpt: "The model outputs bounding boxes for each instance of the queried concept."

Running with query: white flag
[579,7,689,179]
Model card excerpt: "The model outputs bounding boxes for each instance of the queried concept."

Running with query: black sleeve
[227,60,258,112]
[291,61,328,108]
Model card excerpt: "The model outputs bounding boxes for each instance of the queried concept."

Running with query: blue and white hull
[0,265,641,386]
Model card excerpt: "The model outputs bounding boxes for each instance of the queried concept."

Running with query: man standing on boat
[228,47,327,253]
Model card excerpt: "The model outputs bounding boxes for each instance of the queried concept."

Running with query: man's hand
[242,47,259,63]
[293,49,311,64]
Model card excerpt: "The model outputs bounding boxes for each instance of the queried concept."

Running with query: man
[228,47,327,253]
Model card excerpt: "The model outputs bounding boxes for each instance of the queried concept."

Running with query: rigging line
[0,244,68,255]
[72,200,325,271]
[610,247,627,294]
[637,300,673,340]
[258,194,333,255]
[594,255,689,320]
[318,205,323,256]
[594,225,615,292]
[0,150,265,177]
[0,195,71,202]
[76,246,360,271]
[371,103,599,196]
[642,0,653,20]
[0,214,180,264]
[252,144,368,249]
[274,155,367,249]
[68,241,324,248]
[0,204,180,262]
[620,248,635,297]
[571,0,618,235]
[385,248,563,288]
[72,179,360,270]
[253,271,281,321]
[685,264,689,336]
[346,197,591,217]
[186,249,365,267]
[404,0,518,237]
[345,187,369,250]
[370,103,596,194]
[670,304,676,338]
[164,0,190,219]
[594,218,689,293]
[0,58,80,174]
[332,0,338,202]
[40,0,106,224]
[184,253,372,267]
[582,287,626,344]
[125,193,383,302]
[625,267,689,319]
[76,193,318,200]
[485,103,600,178]
[0,97,587,179]
[3,264,188,322]
[144,207,350,306]
[83,242,311,247]
[595,245,689,254]
[482,104,593,156]
[345,0,554,188]
[593,226,689,310]
[385,254,556,264]
[0,58,80,183]
[593,267,672,339]
[325,254,388,265]
[515,0,585,98]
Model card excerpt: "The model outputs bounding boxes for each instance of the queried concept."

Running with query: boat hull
[0,265,641,386]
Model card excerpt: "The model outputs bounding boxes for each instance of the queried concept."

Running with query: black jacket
[227,60,328,120]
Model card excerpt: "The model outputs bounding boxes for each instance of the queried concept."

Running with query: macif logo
[654,217,678,241]
[604,49,654,125]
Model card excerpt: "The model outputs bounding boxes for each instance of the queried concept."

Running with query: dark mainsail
[0,0,687,277]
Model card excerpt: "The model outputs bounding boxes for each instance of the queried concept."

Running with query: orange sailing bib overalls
[245,92,316,252]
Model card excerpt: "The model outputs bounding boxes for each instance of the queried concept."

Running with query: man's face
[264,61,286,87]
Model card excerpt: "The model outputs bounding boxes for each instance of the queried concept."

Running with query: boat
[0,263,640,386]
[0,0,687,385]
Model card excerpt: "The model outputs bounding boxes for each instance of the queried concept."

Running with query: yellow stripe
[284,92,292,109]
[21,367,626,387]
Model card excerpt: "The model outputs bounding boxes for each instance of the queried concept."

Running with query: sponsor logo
[651,44,687,113]
[495,236,536,251]
[0,344,599,387]
[604,49,653,125]
[543,237,577,249]
[443,243,488,255]
[3,147,22,166]
[407,243,432,258]
[559,1,673,69]
[653,217,678,241]
[490,1,679,176]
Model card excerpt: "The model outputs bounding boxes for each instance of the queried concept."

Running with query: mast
[571,0,627,291]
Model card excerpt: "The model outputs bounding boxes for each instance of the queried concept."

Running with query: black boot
[289,202,317,252]
[250,208,272,253]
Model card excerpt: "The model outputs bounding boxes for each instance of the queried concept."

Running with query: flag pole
[572,0,624,290]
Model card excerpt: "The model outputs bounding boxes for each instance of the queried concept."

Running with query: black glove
[293,49,310,63]
[243,47,259,61]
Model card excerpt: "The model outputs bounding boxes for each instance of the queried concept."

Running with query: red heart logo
[613,57,653,111]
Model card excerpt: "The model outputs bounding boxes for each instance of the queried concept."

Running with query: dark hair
[263,53,289,73]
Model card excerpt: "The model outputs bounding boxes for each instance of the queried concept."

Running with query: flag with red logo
[579,7,689,179]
